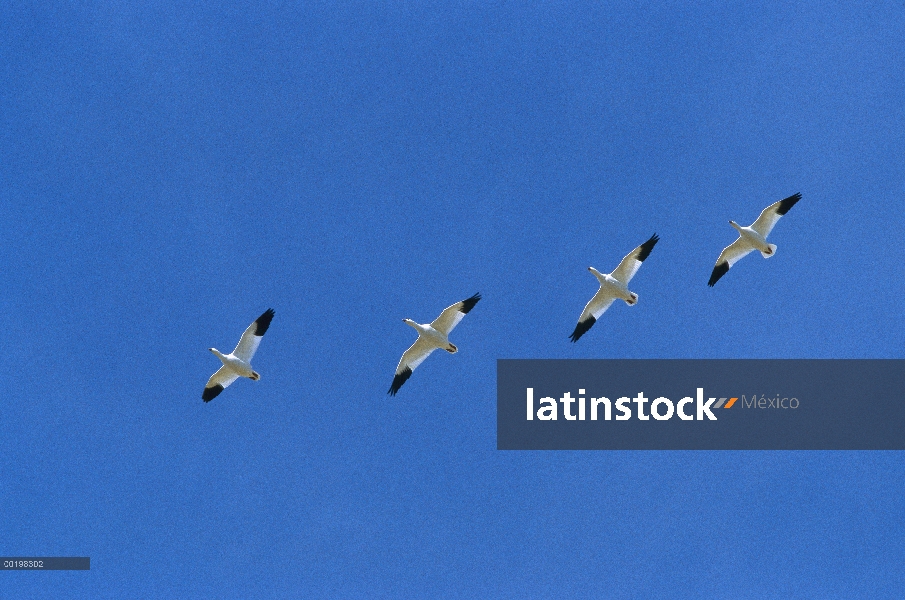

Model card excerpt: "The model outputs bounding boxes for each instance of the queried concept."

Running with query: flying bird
[708,193,801,287]
[570,234,659,342]
[203,309,275,402]
[388,293,481,396]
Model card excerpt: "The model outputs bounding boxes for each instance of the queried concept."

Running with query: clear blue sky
[3,1,904,597]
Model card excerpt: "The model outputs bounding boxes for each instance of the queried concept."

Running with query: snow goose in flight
[708,193,801,287]
[570,234,659,342]
[203,309,275,402]
[388,293,481,396]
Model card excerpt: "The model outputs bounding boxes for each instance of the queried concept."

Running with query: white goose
[203,309,274,402]
[708,193,801,287]
[570,234,659,342]
[388,293,481,396]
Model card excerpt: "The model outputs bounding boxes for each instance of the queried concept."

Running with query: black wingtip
[569,316,596,342]
[387,367,413,396]
[775,192,801,216]
[459,293,481,314]
[708,262,729,287]
[202,384,224,402]
[254,308,275,336]
[637,233,659,262]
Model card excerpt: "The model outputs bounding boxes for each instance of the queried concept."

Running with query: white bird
[570,234,659,342]
[203,309,275,402]
[708,193,801,287]
[388,293,481,396]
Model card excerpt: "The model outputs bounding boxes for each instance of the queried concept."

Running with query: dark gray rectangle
[1,558,90,570]
[497,359,905,450]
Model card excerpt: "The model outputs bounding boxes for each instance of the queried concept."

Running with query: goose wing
[610,234,659,284]
[203,366,240,402]
[751,193,801,238]
[388,337,438,396]
[430,293,481,335]
[232,309,275,362]
[569,289,616,342]
[708,238,754,286]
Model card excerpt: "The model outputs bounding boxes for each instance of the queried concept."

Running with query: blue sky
[2,1,904,597]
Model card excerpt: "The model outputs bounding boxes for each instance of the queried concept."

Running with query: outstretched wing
[708,238,754,287]
[388,337,438,396]
[203,366,240,402]
[232,309,275,362]
[751,193,801,238]
[569,289,616,342]
[430,293,481,335]
[610,233,659,285]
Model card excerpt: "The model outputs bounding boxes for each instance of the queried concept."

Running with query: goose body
[203,309,275,402]
[570,234,659,342]
[708,193,801,287]
[388,293,481,396]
